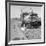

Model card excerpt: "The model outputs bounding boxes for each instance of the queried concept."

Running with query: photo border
[5,1,45,46]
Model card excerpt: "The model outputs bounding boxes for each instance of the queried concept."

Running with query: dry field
[10,18,41,40]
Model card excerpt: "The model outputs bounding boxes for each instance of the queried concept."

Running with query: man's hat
[21,8,33,14]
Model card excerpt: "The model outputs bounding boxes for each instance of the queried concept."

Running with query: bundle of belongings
[20,8,41,31]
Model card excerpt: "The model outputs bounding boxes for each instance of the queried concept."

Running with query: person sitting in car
[20,8,41,31]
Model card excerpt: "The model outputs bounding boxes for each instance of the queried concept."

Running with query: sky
[10,5,43,18]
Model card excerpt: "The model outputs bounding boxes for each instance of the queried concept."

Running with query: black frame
[5,1,45,46]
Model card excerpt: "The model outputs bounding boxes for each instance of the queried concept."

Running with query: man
[20,8,33,31]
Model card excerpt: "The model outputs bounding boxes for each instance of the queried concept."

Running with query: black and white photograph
[6,1,45,45]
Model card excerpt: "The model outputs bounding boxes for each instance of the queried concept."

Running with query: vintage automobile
[21,12,41,29]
